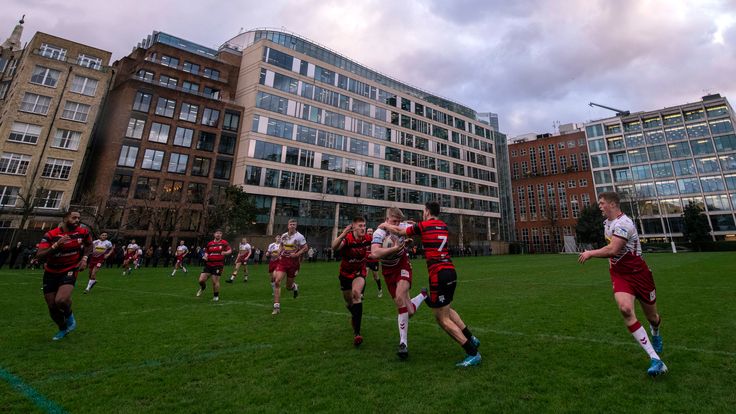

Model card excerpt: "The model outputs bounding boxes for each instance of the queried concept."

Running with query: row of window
[108,174,218,206]
[124,118,237,155]
[589,121,734,153]
[0,186,62,209]
[149,52,220,80]
[131,91,240,131]
[511,139,586,158]
[135,70,222,100]
[39,42,103,69]
[0,152,74,180]
[117,146,232,179]
[8,122,81,150]
[596,173,736,196]
[30,66,99,96]
[20,92,91,122]
[591,135,736,169]
[586,105,731,138]
[614,194,736,216]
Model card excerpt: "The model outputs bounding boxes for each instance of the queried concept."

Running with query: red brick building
[509,129,596,252]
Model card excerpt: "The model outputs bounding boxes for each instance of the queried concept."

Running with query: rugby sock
[199,281,206,291]
[398,307,409,345]
[461,339,479,356]
[462,327,475,341]
[628,321,659,359]
[376,279,382,291]
[214,291,219,298]
[650,317,661,336]
[86,280,95,290]
[410,291,427,314]
[271,282,276,294]
[351,302,363,335]
[49,307,66,330]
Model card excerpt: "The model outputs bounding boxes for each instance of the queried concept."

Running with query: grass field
[1,253,735,413]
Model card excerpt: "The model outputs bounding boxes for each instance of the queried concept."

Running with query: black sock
[49,307,66,330]
[462,327,474,341]
[199,281,206,290]
[352,302,363,335]
[376,279,382,290]
[214,291,219,298]
[462,339,478,356]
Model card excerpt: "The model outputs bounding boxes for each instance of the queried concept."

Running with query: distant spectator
[144,246,154,267]
[0,245,9,269]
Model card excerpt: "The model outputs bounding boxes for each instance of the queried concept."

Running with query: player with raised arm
[171,240,189,276]
[332,217,371,346]
[365,228,383,298]
[84,232,113,294]
[122,239,140,275]
[267,235,280,295]
[272,219,308,315]
[578,192,667,377]
[196,230,232,302]
[371,207,427,360]
[35,209,93,340]
[380,201,481,367]
[227,237,252,283]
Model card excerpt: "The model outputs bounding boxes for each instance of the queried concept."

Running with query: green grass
[1,253,735,413]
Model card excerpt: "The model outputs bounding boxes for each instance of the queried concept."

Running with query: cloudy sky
[3,0,735,137]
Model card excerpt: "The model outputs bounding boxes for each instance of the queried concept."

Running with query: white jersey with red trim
[126,243,140,254]
[176,245,189,256]
[239,243,252,254]
[604,213,647,273]
[267,242,280,259]
[91,240,113,258]
[371,222,410,267]
[279,232,307,258]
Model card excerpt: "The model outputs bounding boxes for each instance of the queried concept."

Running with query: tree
[576,204,605,247]
[1,177,56,246]
[199,186,256,242]
[682,202,710,245]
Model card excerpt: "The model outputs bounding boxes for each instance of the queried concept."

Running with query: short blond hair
[386,207,404,220]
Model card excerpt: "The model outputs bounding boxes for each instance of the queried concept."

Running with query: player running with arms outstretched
[84,232,113,293]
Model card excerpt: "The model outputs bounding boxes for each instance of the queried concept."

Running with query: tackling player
[84,232,113,293]
[171,240,189,276]
[227,237,252,283]
[380,201,481,367]
[122,239,140,275]
[365,228,383,298]
[371,207,427,360]
[272,219,308,315]
[35,209,93,340]
[332,217,371,346]
[578,192,667,377]
[196,230,232,302]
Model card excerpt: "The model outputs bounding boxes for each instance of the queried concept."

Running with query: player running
[35,209,93,341]
[578,191,667,377]
[196,230,232,302]
[371,207,427,360]
[332,217,372,346]
[272,219,308,315]
[84,232,113,294]
[122,239,140,275]
[380,201,481,367]
[267,235,280,295]
[227,237,252,283]
[171,240,189,276]
[365,228,383,298]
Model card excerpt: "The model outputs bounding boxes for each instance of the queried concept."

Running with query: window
[51,129,81,150]
[630,165,652,180]
[161,55,179,67]
[191,157,211,176]
[35,190,63,209]
[203,87,220,99]
[41,158,73,180]
[173,127,193,147]
[203,68,220,80]
[673,159,696,176]
[39,43,66,60]
[148,122,170,144]
[125,118,145,139]
[179,103,198,122]
[0,153,31,175]
[223,111,240,132]
[0,82,9,99]
[141,149,164,170]
[256,91,288,114]
[696,157,720,174]
[133,92,152,112]
[9,122,41,144]
[77,54,102,69]
[182,81,199,92]
[691,138,715,155]
[0,186,20,207]
[651,162,673,178]
[326,178,347,195]
[714,134,736,152]
[167,153,188,173]
[136,70,154,82]
[187,183,206,203]
[134,177,158,200]
[70,76,98,96]
[709,119,733,135]
[202,108,220,127]
[677,178,700,194]
[61,101,90,122]
[627,149,648,164]
[668,142,691,158]
[245,166,261,186]
[254,141,282,162]
[30,66,60,87]
[161,180,184,201]
[214,159,232,180]
[183,61,200,74]
[155,97,176,117]
[647,145,669,161]
[159,75,178,88]
[117,146,138,167]
[197,131,216,151]
[20,93,52,115]
[218,134,236,155]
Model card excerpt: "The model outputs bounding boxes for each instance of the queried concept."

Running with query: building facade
[0,24,112,239]
[222,29,502,250]
[509,130,595,252]
[85,32,244,246]
[584,94,736,241]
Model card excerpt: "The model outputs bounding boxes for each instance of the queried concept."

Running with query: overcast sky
[3,0,735,137]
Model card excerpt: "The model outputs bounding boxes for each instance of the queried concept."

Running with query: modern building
[478,112,514,244]
[584,94,736,241]
[0,19,112,240]
[85,32,244,246]
[509,129,595,252]
[222,29,502,250]
[477,112,499,131]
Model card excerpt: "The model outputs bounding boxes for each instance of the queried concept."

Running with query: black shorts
[339,274,364,291]
[202,265,224,276]
[426,268,457,308]
[366,261,379,272]
[42,270,78,294]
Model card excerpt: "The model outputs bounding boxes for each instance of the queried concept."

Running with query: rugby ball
[382,234,399,249]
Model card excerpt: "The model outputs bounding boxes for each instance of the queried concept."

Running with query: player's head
[352,216,366,236]
[179,240,185,245]
[288,219,298,233]
[241,237,248,243]
[130,239,136,244]
[385,207,404,226]
[63,209,81,229]
[214,229,223,240]
[99,232,108,240]
[275,235,281,242]
[598,192,621,218]
[366,228,374,236]
[424,201,441,220]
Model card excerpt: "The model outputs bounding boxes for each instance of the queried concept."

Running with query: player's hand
[342,224,352,235]
[404,238,414,246]
[54,235,71,248]
[406,220,416,226]
[578,251,592,264]
[78,257,88,271]
[202,253,208,261]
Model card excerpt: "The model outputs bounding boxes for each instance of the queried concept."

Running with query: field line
[0,366,68,414]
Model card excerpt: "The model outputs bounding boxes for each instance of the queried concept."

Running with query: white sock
[86,280,95,290]
[398,311,409,345]
[293,283,298,291]
[410,292,426,313]
[629,322,659,359]
[172,270,176,275]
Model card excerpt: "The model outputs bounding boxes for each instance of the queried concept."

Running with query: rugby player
[84,232,113,293]
[171,240,189,276]
[122,239,140,276]
[227,237,252,283]
[196,230,232,302]
[272,219,308,315]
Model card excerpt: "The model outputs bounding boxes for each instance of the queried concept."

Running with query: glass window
[51,129,81,150]
[133,91,152,112]
[223,111,240,132]
[148,122,170,144]
[644,130,665,145]
[655,180,678,196]
[585,124,603,137]
[117,145,138,167]
[125,118,145,139]
[197,131,216,151]
[160,55,179,67]
[590,154,609,168]
[686,123,709,138]
[141,149,164,170]
[665,126,686,141]
[624,133,645,147]
[70,76,98,96]
[720,154,736,171]
[705,195,731,211]
[593,170,612,184]
[183,61,200,74]
[218,133,236,155]
[714,134,736,152]
[635,182,656,198]
[30,66,60,87]
[613,168,631,182]
[109,174,131,198]
[254,140,282,162]
[326,178,347,195]
[663,113,682,125]
[677,178,701,194]
[39,43,67,60]
[627,149,648,164]
[623,120,641,132]
[155,97,176,117]
[61,101,90,122]
[700,175,725,192]
[159,75,178,88]
[647,145,669,161]
[245,166,261,186]
[606,136,624,150]
[651,162,673,178]
[41,158,73,180]
[35,190,63,209]
[588,138,605,152]
[691,138,715,155]
[179,102,199,122]
[706,105,729,118]
[609,152,628,166]
[0,153,31,175]
[643,117,662,129]
[667,142,691,158]
[134,177,158,200]
[191,157,211,176]
[696,157,720,174]
[182,81,199,92]
[683,108,705,122]
[202,108,220,127]
[167,153,188,174]
[9,122,42,144]
[630,165,652,180]
[173,127,193,147]
[20,93,52,115]
[673,159,696,176]
[214,159,232,180]
[709,119,733,135]
[203,68,220,80]
[710,215,736,231]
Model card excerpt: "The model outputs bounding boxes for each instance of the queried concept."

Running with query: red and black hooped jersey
[38,226,93,273]
[406,219,454,274]
[339,233,371,275]
[205,239,230,267]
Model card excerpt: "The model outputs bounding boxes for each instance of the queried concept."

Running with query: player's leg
[272,270,285,314]
[350,276,366,345]
[432,305,481,367]
[640,301,662,353]
[55,283,76,333]
[614,291,666,375]
[394,278,412,358]
[285,274,298,298]
[243,263,249,282]
[44,283,67,339]
[448,308,480,348]
[197,273,209,297]
[372,269,383,297]
[85,264,99,293]
[228,260,240,283]
[171,259,179,276]
[211,273,221,301]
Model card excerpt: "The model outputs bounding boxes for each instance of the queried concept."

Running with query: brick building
[509,128,596,252]
[85,32,244,246]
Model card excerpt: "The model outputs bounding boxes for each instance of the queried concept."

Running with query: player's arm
[377,223,408,236]
[578,236,626,263]
[104,244,114,259]
[37,234,70,259]
[295,242,309,258]
[331,224,352,251]
[78,233,94,270]
[370,241,405,259]
[223,243,233,256]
